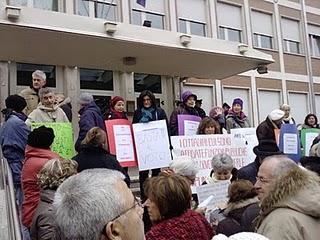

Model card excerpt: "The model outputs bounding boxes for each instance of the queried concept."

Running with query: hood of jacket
[25,145,59,160]
[39,189,55,204]
[57,97,71,107]
[260,167,320,220]
[79,101,101,115]
[224,197,260,215]
[38,103,59,112]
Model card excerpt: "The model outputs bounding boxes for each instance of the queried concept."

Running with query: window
[178,19,206,36]
[8,0,28,6]
[308,25,320,57]
[134,73,162,93]
[80,68,114,91]
[77,0,89,16]
[75,0,117,21]
[251,11,274,49]
[93,95,111,116]
[217,2,243,42]
[281,18,301,54]
[17,63,56,87]
[131,10,164,29]
[8,0,60,11]
[95,1,117,21]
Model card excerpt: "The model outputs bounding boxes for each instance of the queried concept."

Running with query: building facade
[0,0,319,128]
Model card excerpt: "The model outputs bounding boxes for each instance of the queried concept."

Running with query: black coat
[72,145,130,186]
[237,157,260,184]
[256,117,279,142]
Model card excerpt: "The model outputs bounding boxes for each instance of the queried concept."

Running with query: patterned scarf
[140,107,155,123]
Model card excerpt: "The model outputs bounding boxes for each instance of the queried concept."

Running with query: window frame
[75,0,119,21]
[309,34,320,57]
[178,18,206,37]
[253,33,273,50]
[79,67,115,91]
[218,26,242,42]
[8,0,64,12]
[283,39,300,54]
[131,9,165,30]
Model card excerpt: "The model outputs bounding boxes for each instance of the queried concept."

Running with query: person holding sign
[225,98,250,133]
[197,117,221,135]
[301,114,319,130]
[169,90,199,136]
[104,96,128,120]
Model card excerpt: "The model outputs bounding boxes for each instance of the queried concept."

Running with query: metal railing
[0,157,22,240]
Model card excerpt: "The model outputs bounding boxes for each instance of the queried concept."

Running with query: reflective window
[33,0,59,11]
[179,19,187,34]
[131,10,164,29]
[80,68,114,90]
[253,34,273,49]
[17,63,56,87]
[310,35,320,57]
[95,1,116,21]
[132,10,142,25]
[77,0,89,16]
[8,0,28,6]
[134,73,162,94]
[146,12,164,29]
[219,27,241,42]
[93,95,111,116]
[190,21,205,37]
[284,39,300,54]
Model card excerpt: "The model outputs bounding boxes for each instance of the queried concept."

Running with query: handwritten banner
[133,120,171,171]
[178,115,202,136]
[279,124,301,162]
[105,120,137,167]
[31,122,75,159]
[301,128,320,156]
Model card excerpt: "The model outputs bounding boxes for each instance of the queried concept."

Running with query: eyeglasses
[256,176,271,184]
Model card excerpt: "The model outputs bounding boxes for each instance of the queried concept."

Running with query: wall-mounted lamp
[104,21,117,34]
[257,64,268,74]
[238,44,249,54]
[180,34,191,47]
[6,6,21,20]
[123,57,136,66]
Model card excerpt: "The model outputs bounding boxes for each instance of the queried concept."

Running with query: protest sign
[105,119,137,167]
[196,180,229,208]
[31,122,75,159]
[133,120,171,171]
[301,128,320,156]
[279,124,301,162]
[178,115,202,135]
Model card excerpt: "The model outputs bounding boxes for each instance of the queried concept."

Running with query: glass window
[95,1,116,21]
[146,12,164,29]
[16,63,56,87]
[77,0,90,16]
[253,34,273,49]
[284,40,300,54]
[218,27,225,40]
[190,21,205,37]
[134,73,162,94]
[33,0,58,11]
[179,19,187,34]
[8,0,28,6]
[93,95,111,116]
[132,10,142,25]
[228,28,241,42]
[310,35,320,57]
[80,68,114,90]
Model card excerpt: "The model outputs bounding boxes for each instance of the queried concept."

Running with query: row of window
[7,0,320,57]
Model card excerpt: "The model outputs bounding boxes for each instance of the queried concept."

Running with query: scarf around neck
[140,107,155,123]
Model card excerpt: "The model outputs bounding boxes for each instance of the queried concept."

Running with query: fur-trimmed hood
[224,197,259,215]
[260,167,320,220]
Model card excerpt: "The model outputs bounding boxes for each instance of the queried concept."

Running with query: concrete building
[0,0,319,127]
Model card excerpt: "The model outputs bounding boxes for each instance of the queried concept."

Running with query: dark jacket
[256,117,279,142]
[237,157,260,184]
[30,189,55,240]
[132,107,167,124]
[213,114,226,133]
[75,102,106,152]
[104,110,128,120]
[195,106,206,119]
[72,145,130,186]
[169,104,199,136]
[0,110,30,186]
[216,198,260,236]
[58,97,72,122]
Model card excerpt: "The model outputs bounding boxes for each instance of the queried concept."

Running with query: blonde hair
[37,158,78,190]
[81,127,108,150]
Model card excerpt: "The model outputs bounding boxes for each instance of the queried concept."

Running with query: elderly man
[26,88,69,126]
[53,169,144,240]
[20,70,46,115]
[255,155,320,240]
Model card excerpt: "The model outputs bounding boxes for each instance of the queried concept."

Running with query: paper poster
[178,115,202,135]
[301,128,320,156]
[283,133,298,154]
[133,120,171,171]
[279,124,301,162]
[105,119,137,167]
[196,181,230,208]
[31,122,75,159]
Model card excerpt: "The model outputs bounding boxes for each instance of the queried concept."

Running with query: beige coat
[20,87,39,116]
[26,104,69,127]
[257,167,320,240]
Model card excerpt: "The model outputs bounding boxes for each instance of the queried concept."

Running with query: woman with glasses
[144,174,214,240]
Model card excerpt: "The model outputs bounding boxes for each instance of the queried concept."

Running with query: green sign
[31,122,75,159]
[300,128,320,156]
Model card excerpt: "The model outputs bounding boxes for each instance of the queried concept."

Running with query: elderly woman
[145,174,214,240]
[30,158,78,240]
[197,117,221,135]
[167,156,199,185]
[204,154,237,184]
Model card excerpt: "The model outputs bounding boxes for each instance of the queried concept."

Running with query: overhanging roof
[0,6,274,79]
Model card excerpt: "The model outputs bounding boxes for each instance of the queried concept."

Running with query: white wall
[258,90,282,123]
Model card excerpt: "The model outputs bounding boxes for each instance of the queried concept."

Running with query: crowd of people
[0,69,320,240]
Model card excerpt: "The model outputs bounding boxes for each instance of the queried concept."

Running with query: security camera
[257,64,268,74]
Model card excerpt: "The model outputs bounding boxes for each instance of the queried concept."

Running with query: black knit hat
[27,126,55,149]
[5,95,27,112]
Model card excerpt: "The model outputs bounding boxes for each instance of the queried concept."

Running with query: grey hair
[211,154,234,171]
[262,155,298,178]
[78,92,94,105]
[32,70,46,81]
[169,156,199,177]
[38,87,53,100]
[53,169,125,240]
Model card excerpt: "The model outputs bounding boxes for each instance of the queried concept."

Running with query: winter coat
[57,97,72,122]
[282,116,295,125]
[75,102,106,152]
[20,87,39,116]
[213,114,226,134]
[26,104,69,127]
[104,109,128,120]
[132,107,167,124]
[146,209,214,240]
[216,197,260,236]
[256,117,280,142]
[72,145,130,186]
[225,113,250,133]
[257,167,320,240]
[169,104,199,136]
[237,157,260,184]
[195,106,206,119]
[21,146,60,227]
[30,189,55,240]
[0,111,30,186]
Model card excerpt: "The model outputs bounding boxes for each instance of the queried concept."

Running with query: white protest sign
[133,120,171,171]
[184,120,200,136]
[113,125,135,162]
[283,133,298,154]
[196,181,230,208]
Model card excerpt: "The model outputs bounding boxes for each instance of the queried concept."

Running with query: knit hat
[27,126,55,149]
[212,233,269,240]
[253,139,282,157]
[232,98,243,109]
[5,95,27,112]
[110,96,124,108]
[78,93,94,105]
[268,109,285,121]
[181,91,197,103]
[222,103,230,109]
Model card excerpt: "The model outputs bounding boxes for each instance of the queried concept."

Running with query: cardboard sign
[31,122,75,159]
[178,115,202,136]
[301,128,320,156]
[196,181,230,208]
[105,120,137,167]
[133,120,171,171]
[279,124,301,162]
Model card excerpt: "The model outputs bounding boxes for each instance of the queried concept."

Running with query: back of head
[280,103,290,111]
[212,232,269,240]
[268,109,285,121]
[53,169,125,240]
[169,156,198,177]
[228,180,257,203]
[78,92,94,106]
[81,127,107,149]
[144,174,191,220]
[27,126,55,149]
[212,154,234,172]
[38,158,78,190]
[5,94,27,113]
[137,90,156,108]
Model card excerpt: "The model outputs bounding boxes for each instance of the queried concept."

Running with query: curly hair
[228,180,257,203]
[197,117,220,134]
[37,158,78,190]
